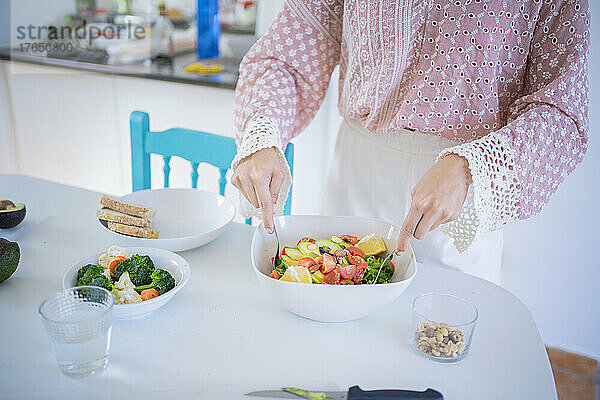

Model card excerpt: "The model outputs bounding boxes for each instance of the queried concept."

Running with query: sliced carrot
[140,288,159,301]
[108,256,127,274]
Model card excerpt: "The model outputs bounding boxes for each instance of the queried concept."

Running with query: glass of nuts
[412,293,478,363]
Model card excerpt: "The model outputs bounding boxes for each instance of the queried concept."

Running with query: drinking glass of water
[39,286,114,377]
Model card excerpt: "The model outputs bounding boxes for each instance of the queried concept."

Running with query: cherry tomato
[322,269,341,285]
[377,256,395,272]
[297,237,315,245]
[339,265,357,280]
[347,254,367,268]
[320,253,336,274]
[353,268,366,283]
[346,246,366,259]
[387,261,395,273]
[340,235,358,245]
[298,257,317,268]
[268,270,280,279]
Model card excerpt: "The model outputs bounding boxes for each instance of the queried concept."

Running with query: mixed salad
[75,246,176,304]
[269,234,395,285]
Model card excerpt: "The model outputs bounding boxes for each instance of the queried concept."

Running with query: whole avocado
[0,200,26,229]
[0,238,20,283]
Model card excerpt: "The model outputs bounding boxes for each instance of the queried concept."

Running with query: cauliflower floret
[98,245,129,269]
[98,254,111,269]
[114,288,142,304]
[115,271,135,290]
[113,272,142,304]
[107,245,129,258]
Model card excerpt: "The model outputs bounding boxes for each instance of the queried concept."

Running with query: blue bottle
[197,0,219,59]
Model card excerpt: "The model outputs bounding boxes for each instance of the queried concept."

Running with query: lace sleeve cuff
[232,116,293,219]
[437,131,521,252]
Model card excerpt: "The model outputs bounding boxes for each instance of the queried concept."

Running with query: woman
[231,0,589,283]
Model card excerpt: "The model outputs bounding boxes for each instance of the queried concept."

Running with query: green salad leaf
[274,254,287,277]
[361,255,394,284]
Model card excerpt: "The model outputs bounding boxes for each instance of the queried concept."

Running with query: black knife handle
[347,386,443,400]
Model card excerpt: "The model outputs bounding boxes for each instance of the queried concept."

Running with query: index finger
[254,181,274,234]
[396,205,423,253]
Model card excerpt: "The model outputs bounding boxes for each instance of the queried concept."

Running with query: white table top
[0,175,556,400]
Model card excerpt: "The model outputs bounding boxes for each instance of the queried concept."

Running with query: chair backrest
[130,111,294,223]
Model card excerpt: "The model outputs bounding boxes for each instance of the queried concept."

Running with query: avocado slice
[283,247,304,261]
[297,241,320,258]
[0,238,20,283]
[310,270,324,284]
[0,200,26,229]
[314,239,342,252]
[280,255,298,267]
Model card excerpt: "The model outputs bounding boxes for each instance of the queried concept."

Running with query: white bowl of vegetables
[251,215,417,322]
[63,246,191,319]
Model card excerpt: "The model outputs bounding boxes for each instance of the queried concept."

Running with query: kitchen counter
[0,48,239,89]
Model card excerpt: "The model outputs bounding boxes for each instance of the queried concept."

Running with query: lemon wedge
[280,266,312,283]
[357,234,387,256]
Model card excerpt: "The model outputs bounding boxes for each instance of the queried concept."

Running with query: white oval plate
[98,188,235,252]
[63,247,191,319]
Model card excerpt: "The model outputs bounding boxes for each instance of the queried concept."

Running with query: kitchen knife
[246,385,443,400]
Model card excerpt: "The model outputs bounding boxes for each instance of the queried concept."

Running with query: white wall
[0,63,19,173]
[500,2,600,359]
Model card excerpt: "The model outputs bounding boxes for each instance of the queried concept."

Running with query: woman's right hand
[231,147,284,233]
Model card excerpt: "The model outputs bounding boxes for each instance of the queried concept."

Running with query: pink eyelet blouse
[232,0,589,250]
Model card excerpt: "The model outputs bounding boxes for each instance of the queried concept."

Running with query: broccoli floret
[76,264,104,286]
[135,269,175,295]
[113,254,154,286]
[90,275,115,291]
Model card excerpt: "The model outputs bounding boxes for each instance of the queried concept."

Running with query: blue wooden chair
[130,111,294,224]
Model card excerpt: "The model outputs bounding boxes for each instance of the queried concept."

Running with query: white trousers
[323,119,503,284]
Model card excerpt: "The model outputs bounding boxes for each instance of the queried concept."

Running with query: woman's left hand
[396,154,472,253]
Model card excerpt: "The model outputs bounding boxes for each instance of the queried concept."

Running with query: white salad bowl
[251,215,417,322]
[98,188,235,252]
[62,247,191,319]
